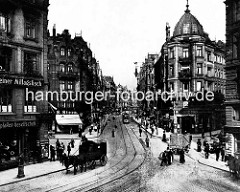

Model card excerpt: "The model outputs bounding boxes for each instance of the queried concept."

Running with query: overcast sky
[48,0,225,90]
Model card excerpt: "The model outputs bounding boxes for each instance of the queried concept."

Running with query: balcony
[179,57,191,64]
[178,70,191,81]
[57,71,79,80]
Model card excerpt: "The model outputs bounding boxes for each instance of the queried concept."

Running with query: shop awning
[56,114,82,126]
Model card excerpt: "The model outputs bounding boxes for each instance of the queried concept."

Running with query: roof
[173,8,205,37]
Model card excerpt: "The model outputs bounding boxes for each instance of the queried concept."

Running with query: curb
[0,164,69,187]
[197,159,230,173]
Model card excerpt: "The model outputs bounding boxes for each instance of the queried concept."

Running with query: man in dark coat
[179,149,185,163]
[50,145,55,161]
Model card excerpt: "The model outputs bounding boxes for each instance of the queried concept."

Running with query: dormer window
[192,24,198,34]
[183,23,190,34]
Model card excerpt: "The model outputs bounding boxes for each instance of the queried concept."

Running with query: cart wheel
[100,155,107,166]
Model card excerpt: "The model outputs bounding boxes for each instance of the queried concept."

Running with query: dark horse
[63,154,87,175]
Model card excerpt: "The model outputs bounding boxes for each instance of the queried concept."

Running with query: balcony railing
[178,70,191,81]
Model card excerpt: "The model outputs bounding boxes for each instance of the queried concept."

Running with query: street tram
[122,113,130,124]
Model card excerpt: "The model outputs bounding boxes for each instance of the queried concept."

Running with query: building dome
[173,8,205,37]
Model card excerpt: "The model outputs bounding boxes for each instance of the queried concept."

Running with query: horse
[63,154,87,175]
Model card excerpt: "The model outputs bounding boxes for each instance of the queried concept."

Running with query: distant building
[47,27,103,132]
[0,0,49,168]
[224,0,240,156]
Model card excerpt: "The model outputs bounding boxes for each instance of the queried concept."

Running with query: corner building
[0,0,49,169]
[155,5,226,134]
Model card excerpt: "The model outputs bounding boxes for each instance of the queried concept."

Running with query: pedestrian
[166,147,172,165]
[197,139,202,152]
[70,127,73,134]
[67,143,71,157]
[145,136,150,147]
[204,143,210,159]
[179,149,185,163]
[112,128,115,137]
[59,142,64,163]
[215,145,221,161]
[56,139,60,160]
[89,125,93,135]
[162,131,167,142]
[221,146,225,161]
[189,134,192,148]
[70,138,75,148]
[160,151,167,166]
[97,124,100,133]
[139,126,142,137]
[50,145,55,161]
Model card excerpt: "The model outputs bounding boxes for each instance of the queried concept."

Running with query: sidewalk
[0,130,100,187]
[132,117,229,172]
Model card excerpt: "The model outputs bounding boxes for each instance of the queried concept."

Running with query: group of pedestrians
[160,147,174,166]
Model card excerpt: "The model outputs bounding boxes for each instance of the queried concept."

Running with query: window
[192,24,198,34]
[24,89,36,113]
[67,81,73,90]
[169,65,174,77]
[197,81,202,91]
[196,46,202,57]
[183,48,189,58]
[183,83,189,91]
[183,23,190,34]
[0,46,12,72]
[25,20,36,38]
[24,52,38,76]
[0,89,12,113]
[233,107,240,121]
[60,81,65,91]
[60,63,65,72]
[170,82,174,91]
[0,14,10,33]
[60,47,65,56]
[197,63,202,74]
[170,47,174,58]
[207,51,212,62]
[67,64,73,72]
[67,48,71,56]
[207,67,212,77]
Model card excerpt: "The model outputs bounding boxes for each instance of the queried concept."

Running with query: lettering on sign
[0,77,43,87]
[0,121,37,129]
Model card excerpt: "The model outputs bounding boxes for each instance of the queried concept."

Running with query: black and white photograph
[1,0,240,191]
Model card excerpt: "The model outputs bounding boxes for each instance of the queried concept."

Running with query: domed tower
[161,2,225,135]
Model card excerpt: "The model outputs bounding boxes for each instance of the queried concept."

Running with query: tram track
[45,116,148,192]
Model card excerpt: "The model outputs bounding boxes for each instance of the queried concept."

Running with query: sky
[48,0,225,90]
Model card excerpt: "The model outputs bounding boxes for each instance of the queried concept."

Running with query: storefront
[224,125,240,158]
[55,114,83,134]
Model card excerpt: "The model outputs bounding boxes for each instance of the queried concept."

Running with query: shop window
[24,89,37,113]
[24,52,38,76]
[0,89,12,113]
[0,13,11,33]
[0,46,12,72]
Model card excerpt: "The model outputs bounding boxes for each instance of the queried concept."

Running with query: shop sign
[0,77,43,87]
[0,121,37,129]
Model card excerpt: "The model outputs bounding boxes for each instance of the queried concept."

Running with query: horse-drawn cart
[64,139,107,175]
[169,133,190,154]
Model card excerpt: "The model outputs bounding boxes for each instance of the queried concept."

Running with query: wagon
[169,133,190,154]
[64,139,107,175]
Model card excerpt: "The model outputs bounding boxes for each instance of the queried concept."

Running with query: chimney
[53,24,56,37]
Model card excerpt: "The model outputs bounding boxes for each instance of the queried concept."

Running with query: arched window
[67,63,73,72]
[60,63,65,72]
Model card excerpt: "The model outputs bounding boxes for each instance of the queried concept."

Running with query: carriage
[64,139,107,175]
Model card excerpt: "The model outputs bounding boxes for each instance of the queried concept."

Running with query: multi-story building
[154,3,226,134]
[224,0,240,156]
[0,0,49,168]
[102,76,116,113]
[47,26,103,132]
